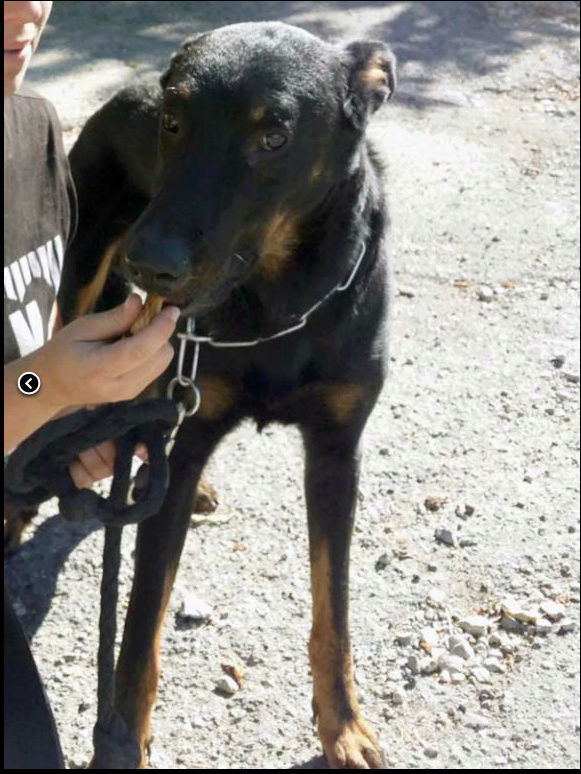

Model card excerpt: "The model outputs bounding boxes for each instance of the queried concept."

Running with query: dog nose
[125,236,189,294]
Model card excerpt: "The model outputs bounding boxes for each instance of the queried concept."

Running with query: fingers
[115,341,175,399]
[69,441,116,489]
[97,306,179,378]
[69,441,148,490]
[73,294,143,341]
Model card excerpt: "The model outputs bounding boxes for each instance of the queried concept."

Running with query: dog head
[122,22,396,316]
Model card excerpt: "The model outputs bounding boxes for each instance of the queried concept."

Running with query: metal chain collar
[163,239,367,450]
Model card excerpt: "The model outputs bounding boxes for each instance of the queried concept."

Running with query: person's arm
[4,294,179,454]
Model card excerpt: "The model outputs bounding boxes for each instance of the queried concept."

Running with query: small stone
[471,667,492,684]
[484,658,506,674]
[450,638,475,660]
[477,285,495,302]
[534,618,553,635]
[398,286,416,298]
[500,598,537,624]
[439,670,451,684]
[500,616,526,634]
[563,372,580,384]
[435,528,456,547]
[179,594,213,622]
[464,713,489,729]
[375,553,391,571]
[420,627,439,651]
[451,672,466,684]
[420,658,439,676]
[395,631,414,647]
[487,649,504,660]
[215,676,239,696]
[458,616,489,637]
[540,600,566,621]
[424,748,438,759]
[558,618,575,634]
[390,687,405,706]
[550,355,565,369]
[459,538,477,548]
[426,588,447,608]
[438,654,465,675]
[407,655,421,675]
[425,495,447,512]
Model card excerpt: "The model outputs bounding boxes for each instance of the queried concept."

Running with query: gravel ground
[5,1,580,769]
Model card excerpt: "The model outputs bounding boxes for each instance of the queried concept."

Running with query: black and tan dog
[59,22,396,769]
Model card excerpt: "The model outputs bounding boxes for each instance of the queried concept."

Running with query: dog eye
[162,112,179,134]
[259,132,287,151]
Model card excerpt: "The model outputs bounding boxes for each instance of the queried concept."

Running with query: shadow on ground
[29,1,579,112]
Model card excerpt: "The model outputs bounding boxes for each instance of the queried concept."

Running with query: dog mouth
[126,250,256,317]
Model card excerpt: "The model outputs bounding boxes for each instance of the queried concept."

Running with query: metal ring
[166,377,202,416]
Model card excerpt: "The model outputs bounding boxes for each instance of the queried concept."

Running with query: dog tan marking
[257,211,299,279]
[249,105,266,122]
[196,375,236,420]
[310,158,325,184]
[75,239,120,317]
[360,55,390,90]
[114,568,175,769]
[320,384,367,424]
[309,542,384,768]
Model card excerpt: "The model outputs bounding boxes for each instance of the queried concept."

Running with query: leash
[3,238,367,767]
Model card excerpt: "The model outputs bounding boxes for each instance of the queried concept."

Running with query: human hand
[69,439,149,489]
[35,294,179,414]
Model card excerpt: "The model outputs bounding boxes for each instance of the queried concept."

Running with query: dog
[59,22,396,769]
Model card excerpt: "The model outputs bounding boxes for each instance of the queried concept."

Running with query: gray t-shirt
[4,86,76,364]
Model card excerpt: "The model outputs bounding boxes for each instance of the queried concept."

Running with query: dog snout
[125,232,190,294]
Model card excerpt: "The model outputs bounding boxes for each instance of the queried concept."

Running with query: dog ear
[341,40,397,128]
[160,33,209,90]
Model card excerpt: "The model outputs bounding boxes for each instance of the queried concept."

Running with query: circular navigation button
[17,371,41,396]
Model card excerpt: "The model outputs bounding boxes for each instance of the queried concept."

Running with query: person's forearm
[4,351,65,454]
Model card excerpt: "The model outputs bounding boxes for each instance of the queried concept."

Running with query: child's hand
[36,294,179,414]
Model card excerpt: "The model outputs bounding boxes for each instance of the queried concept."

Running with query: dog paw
[319,716,385,769]
[193,478,219,514]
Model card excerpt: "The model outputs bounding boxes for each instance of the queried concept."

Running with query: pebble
[424,747,438,759]
[375,553,391,571]
[439,670,451,684]
[407,655,421,674]
[459,538,477,548]
[179,594,213,622]
[390,686,405,706]
[426,588,447,608]
[559,619,575,634]
[420,627,439,651]
[540,600,565,621]
[215,676,239,696]
[477,285,495,302]
[459,616,489,637]
[420,658,439,676]
[438,654,465,675]
[534,618,553,635]
[471,667,492,684]
[563,372,580,384]
[484,658,506,675]
[463,713,490,729]
[449,636,475,660]
[435,527,456,547]
[395,631,414,647]
[398,286,416,298]
[550,353,565,369]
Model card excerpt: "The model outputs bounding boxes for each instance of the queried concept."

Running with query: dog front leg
[304,427,384,769]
